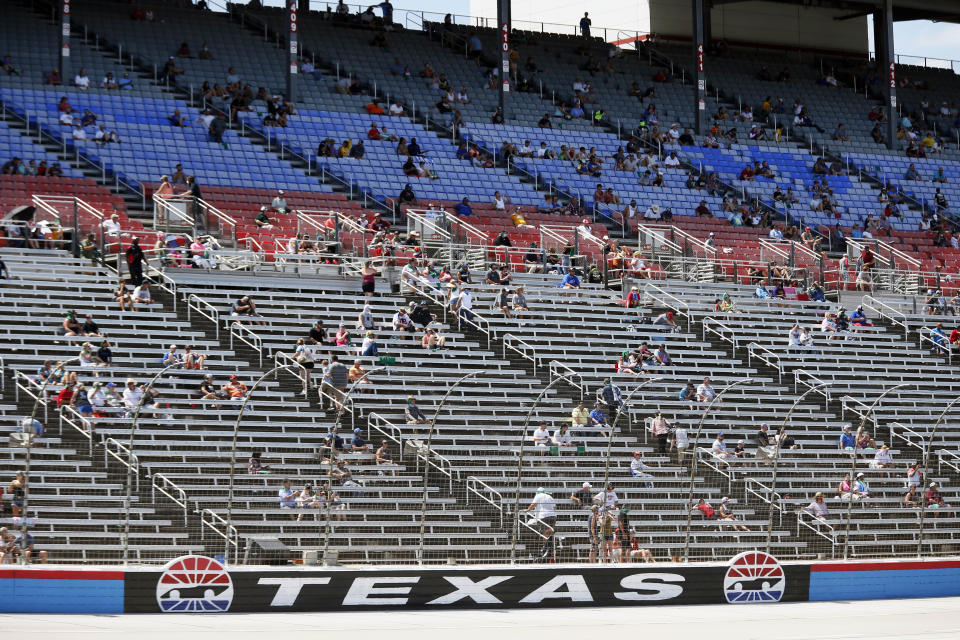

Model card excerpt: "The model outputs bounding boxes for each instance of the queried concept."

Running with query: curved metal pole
[19,357,80,565]
[418,370,480,565]
[509,374,575,565]
[123,362,182,565]
[225,364,299,566]
[682,377,755,562]
[765,382,831,553]
[320,366,384,563]
[916,395,960,558]
[843,383,912,560]
[600,377,663,523]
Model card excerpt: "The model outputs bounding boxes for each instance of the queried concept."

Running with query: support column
[692,0,706,135]
[497,0,511,121]
[879,0,897,150]
[59,0,71,83]
[286,0,298,103]
[872,9,885,68]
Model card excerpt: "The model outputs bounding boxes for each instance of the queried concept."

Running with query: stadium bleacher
[2,0,960,568]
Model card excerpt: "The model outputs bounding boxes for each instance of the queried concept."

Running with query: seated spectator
[837,473,866,501]
[697,376,717,402]
[870,445,894,469]
[223,374,248,399]
[926,482,950,512]
[804,492,830,523]
[405,396,429,424]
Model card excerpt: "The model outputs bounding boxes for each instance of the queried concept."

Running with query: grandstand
[2,0,960,571]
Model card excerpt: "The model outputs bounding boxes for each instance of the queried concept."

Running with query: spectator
[571,400,589,435]
[570,482,593,508]
[532,423,551,454]
[804,492,830,522]
[223,374,248,400]
[647,412,670,454]
[278,479,299,519]
[839,425,856,450]
[524,488,557,560]
[588,402,608,436]
[870,445,894,469]
[711,432,733,459]
[359,331,378,357]
[6,472,25,518]
[652,311,680,332]
[320,355,348,411]
[231,295,262,322]
[904,485,921,508]
[924,481,948,510]
[837,473,866,501]
[630,451,654,487]
[248,451,270,474]
[552,424,574,448]
[405,396,429,424]
[350,427,370,453]
[696,376,717,402]
[579,12,591,37]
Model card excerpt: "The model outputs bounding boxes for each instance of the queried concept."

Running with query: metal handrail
[273,351,310,396]
[747,341,783,383]
[367,412,404,462]
[548,360,584,400]
[103,437,139,487]
[745,477,784,528]
[702,317,738,351]
[200,508,239,564]
[58,406,94,457]
[230,321,263,366]
[644,282,694,325]
[918,327,952,363]
[502,333,539,374]
[889,421,928,457]
[861,294,910,339]
[797,510,838,556]
[465,476,505,527]
[152,473,189,525]
[14,371,46,419]
[186,294,220,339]
[937,449,960,474]
[840,395,873,423]
[794,369,832,405]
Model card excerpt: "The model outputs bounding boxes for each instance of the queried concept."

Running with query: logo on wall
[156,555,234,612]
[723,551,785,603]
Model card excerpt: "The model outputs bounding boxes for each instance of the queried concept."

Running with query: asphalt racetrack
[4,596,960,640]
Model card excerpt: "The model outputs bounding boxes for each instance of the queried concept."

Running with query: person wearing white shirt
[630,451,654,487]
[663,152,681,168]
[594,484,619,509]
[532,424,551,453]
[667,124,680,140]
[518,140,534,157]
[196,111,215,129]
[400,261,420,293]
[623,155,638,172]
[74,69,90,89]
[712,433,732,458]
[132,283,153,306]
[623,200,637,219]
[524,488,557,546]
[271,191,287,212]
[800,327,816,349]
[768,227,783,240]
[493,191,508,210]
[552,424,573,447]
[102,214,122,239]
[536,142,549,158]
[788,324,803,348]
[122,379,144,411]
[454,288,473,327]
[59,111,74,126]
[72,124,87,141]
[644,204,661,220]
[870,445,894,469]
[672,425,689,455]
[572,79,585,94]
[389,101,404,116]
[392,308,413,333]
[696,377,717,402]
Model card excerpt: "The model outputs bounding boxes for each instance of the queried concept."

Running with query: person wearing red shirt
[739,164,755,181]
[368,123,382,140]
[694,498,716,519]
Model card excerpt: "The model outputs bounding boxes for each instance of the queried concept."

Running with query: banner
[123,552,810,613]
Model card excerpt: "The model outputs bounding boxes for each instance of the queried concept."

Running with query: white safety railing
[502,333,540,375]
[794,370,832,406]
[465,476,506,527]
[747,342,784,384]
[199,508,239,564]
[103,437,139,489]
[152,473,190,526]
[186,294,221,339]
[230,322,263,366]
[861,295,910,339]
